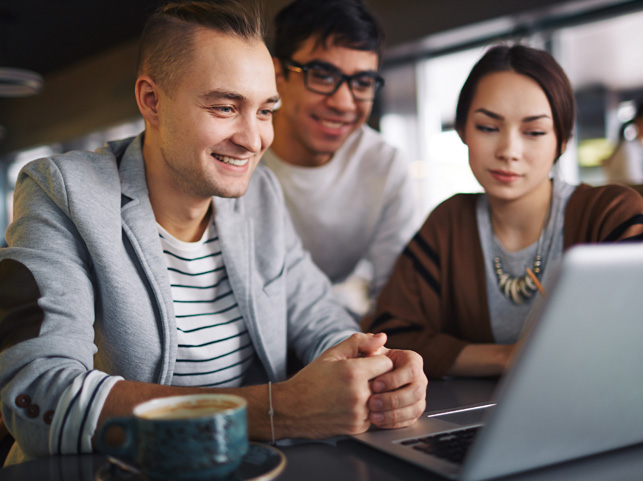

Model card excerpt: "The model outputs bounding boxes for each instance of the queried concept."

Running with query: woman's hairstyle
[455,44,576,159]
[137,0,263,92]
[272,0,385,67]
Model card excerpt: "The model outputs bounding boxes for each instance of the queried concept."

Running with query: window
[379,4,643,220]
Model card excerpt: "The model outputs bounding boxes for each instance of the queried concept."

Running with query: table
[3,378,643,481]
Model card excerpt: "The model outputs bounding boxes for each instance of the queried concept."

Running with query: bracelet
[268,381,276,445]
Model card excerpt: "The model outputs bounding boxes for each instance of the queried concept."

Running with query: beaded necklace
[492,192,552,304]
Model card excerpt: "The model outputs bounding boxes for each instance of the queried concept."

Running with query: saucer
[95,442,287,481]
[228,443,286,481]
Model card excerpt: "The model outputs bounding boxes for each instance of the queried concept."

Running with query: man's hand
[274,333,393,439]
[94,333,427,445]
[367,344,428,429]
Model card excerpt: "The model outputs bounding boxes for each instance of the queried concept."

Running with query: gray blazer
[0,135,358,460]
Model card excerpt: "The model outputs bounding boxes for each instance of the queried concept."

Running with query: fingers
[367,349,428,430]
[358,332,388,356]
[369,399,426,430]
[368,378,427,429]
[350,354,394,381]
[368,378,427,413]
[323,332,388,361]
[371,349,425,393]
[281,343,394,438]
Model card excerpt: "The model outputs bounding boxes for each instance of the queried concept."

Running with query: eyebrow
[474,108,551,123]
[306,59,379,76]
[201,89,280,105]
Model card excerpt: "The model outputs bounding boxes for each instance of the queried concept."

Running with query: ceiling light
[0,67,43,97]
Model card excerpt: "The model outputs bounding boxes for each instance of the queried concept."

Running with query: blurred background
[2,0,643,244]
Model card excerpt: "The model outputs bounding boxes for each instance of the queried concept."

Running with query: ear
[457,127,467,145]
[135,75,162,127]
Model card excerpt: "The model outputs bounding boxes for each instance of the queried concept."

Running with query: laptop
[353,243,643,480]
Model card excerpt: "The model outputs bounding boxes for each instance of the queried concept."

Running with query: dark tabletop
[3,378,643,481]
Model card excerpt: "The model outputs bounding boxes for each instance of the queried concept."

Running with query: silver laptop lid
[462,243,643,480]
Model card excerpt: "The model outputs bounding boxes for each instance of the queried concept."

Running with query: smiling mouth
[212,154,249,167]
[312,113,355,130]
[318,119,345,129]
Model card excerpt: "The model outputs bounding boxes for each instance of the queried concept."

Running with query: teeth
[319,120,344,129]
[212,154,249,166]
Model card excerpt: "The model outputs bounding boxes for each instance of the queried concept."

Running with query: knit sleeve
[362,195,492,379]
[563,183,643,246]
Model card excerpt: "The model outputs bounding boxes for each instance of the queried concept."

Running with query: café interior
[2,0,643,241]
[1,0,643,479]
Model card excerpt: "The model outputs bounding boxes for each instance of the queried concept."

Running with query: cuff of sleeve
[49,371,124,455]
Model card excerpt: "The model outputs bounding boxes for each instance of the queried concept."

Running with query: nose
[325,79,357,112]
[496,130,521,161]
[232,115,263,153]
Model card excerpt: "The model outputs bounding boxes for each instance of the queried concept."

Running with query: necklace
[492,194,553,305]
[493,238,543,304]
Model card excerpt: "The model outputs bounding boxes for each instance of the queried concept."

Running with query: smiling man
[263,0,418,317]
[0,0,426,464]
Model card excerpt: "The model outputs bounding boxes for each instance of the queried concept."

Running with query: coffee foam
[140,399,240,420]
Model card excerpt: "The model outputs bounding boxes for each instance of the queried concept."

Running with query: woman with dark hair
[363,44,643,379]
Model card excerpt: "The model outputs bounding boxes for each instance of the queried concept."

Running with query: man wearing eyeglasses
[263,0,417,318]
[0,0,428,464]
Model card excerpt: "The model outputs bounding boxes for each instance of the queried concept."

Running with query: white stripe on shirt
[158,218,255,388]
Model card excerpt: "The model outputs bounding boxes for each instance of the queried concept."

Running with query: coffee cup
[96,393,248,480]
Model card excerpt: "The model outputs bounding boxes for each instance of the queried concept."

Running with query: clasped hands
[274,332,428,439]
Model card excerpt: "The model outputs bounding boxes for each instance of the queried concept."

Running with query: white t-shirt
[262,125,418,313]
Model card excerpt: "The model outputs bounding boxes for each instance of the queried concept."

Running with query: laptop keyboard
[400,426,481,464]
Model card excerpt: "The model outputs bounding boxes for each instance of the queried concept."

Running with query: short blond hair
[137,0,263,91]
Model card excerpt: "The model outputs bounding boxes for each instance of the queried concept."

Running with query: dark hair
[455,44,575,159]
[137,0,263,91]
[272,0,385,67]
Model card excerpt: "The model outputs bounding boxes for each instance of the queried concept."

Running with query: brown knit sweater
[362,183,643,378]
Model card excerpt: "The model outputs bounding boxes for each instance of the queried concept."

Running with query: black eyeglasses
[281,59,385,101]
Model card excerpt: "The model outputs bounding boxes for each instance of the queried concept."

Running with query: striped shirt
[158,219,255,388]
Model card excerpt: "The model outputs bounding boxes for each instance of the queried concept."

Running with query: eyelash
[209,106,235,115]
[475,125,497,133]
[208,106,274,119]
[475,125,547,137]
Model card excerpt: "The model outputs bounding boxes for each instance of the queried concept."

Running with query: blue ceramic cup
[96,393,248,480]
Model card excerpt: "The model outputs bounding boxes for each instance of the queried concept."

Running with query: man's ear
[135,75,162,127]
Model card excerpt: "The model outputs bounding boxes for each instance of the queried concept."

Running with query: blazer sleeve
[0,158,122,460]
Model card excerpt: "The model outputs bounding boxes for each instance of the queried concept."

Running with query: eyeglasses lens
[305,66,378,100]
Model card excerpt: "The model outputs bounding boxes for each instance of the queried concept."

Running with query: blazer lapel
[118,135,177,384]
[214,197,278,381]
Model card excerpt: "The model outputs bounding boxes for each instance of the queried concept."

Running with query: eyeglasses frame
[280,59,385,101]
